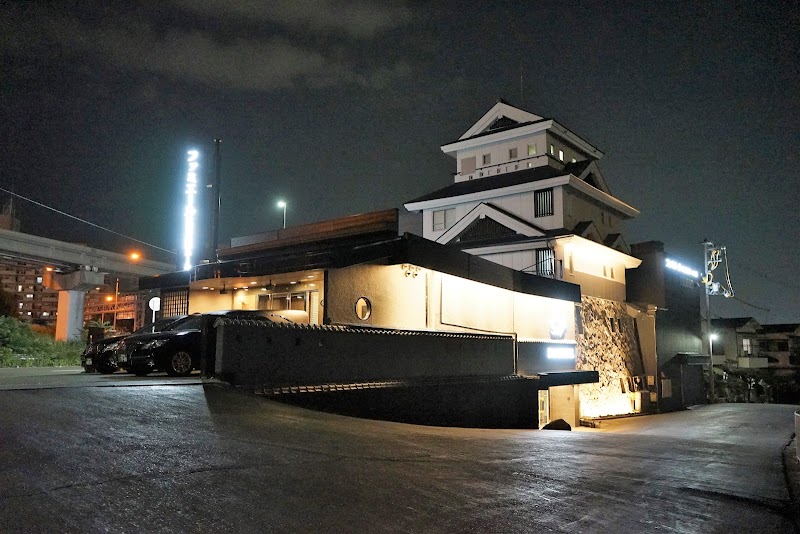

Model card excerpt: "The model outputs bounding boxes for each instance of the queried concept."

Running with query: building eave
[567,176,640,218]
[405,175,572,212]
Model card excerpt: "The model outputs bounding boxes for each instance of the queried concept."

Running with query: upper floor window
[534,188,554,218]
[527,144,537,156]
[508,148,518,159]
[432,208,456,231]
[742,338,752,355]
[536,248,555,277]
[482,154,491,165]
[461,156,476,175]
[558,149,564,161]
[549,144,555,155]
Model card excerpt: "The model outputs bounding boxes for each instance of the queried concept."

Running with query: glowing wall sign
[665,258,699,279]
[546,346,575,360]
[183,149,199,270]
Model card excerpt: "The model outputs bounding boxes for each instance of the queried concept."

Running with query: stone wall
[576,296,645,417]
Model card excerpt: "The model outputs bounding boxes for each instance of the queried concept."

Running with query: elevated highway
[0,228,175,340]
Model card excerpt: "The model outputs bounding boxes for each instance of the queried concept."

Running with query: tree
[0,289,16,317]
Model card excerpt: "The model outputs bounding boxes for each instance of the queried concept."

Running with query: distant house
[710,318,800,374]
[709,317,766,370]
[757,323,800,375]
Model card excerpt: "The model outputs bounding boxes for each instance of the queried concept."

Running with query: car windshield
[133,316,187,335]
[168,315,205,331]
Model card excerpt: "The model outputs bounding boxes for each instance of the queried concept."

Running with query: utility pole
[703,239,714,403]
[702,239,734,404]
[210,138,222,262]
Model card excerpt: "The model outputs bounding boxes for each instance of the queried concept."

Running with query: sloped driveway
[0,368,796,533]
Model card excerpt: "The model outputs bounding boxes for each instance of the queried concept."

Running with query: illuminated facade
[142,210,591,426]
[0,261,59,323]
[405,100,649,419]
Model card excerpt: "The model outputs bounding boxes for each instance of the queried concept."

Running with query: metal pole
[703,240,714,404]
[112,278,119,331]
[211,138,222,262]
[282,204,286,229]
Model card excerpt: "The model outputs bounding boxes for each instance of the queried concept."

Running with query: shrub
[0,316,83,367]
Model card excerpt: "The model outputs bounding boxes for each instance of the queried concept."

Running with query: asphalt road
[0,367,798,533]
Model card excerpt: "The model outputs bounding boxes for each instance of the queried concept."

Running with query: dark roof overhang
[141,233,582,303]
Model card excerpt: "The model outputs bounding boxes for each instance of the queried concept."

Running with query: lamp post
[112,278,119,331]
[277,200,287,229]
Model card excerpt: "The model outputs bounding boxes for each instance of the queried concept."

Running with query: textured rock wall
[576,296,645,417]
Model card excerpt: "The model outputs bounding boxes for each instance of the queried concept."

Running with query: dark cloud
[175,0,413,39]
[2,4,413,92]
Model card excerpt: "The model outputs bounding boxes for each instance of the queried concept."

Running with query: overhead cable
[0,186,174,254]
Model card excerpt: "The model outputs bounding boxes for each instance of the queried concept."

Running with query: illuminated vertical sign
[183,149,199,270]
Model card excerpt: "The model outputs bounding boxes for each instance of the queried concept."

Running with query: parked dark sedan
[116,310,284,377]
[81,316,187,374]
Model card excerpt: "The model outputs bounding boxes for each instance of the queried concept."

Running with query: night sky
[2,1,798,323]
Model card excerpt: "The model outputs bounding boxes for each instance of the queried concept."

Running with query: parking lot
[0,367,798,533]
[0,365,202,390]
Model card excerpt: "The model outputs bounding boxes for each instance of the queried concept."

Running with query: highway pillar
[44,269,106,342]
[55,290,86,341]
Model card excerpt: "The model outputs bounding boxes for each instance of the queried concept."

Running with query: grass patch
[0,316,83,367]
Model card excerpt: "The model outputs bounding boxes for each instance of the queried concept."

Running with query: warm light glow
[130,252,141,261]
[45,267,54,272]
[580,386,639,419]
[183,149,200,270]
[665,258,699,279]
[105,296,113,302]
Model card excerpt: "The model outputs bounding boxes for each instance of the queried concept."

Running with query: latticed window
[160,287,189,318]
[536,248,555,277]
[534,188,554,217]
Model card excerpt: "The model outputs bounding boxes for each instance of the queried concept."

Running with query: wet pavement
[0,367,797,533]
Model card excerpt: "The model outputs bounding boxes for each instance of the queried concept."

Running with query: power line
[0,186,174,254]
[730,260,800,291]
[732,296,770,313]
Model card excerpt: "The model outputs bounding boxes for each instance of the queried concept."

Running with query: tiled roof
[406,165,568,204]
[759,323,800,334]
[711,317,757,329]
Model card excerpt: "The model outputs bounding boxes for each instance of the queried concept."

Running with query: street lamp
[277,200,287,229]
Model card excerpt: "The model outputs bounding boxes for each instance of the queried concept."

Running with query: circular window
[355,297,371,321]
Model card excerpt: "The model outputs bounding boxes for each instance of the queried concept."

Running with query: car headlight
[143,339,169,350]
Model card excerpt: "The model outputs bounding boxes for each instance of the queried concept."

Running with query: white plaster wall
[188,291,234,314]
[554,243,627,301]
[548,385,579,428]
[563,189,620,236]
[545,132,588,165]
[455,132,548,181]
[439,273,514,333]
[480,250,537,273]
[435,273,576,341]
[326,264,428,330]
[423,188,565,242]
